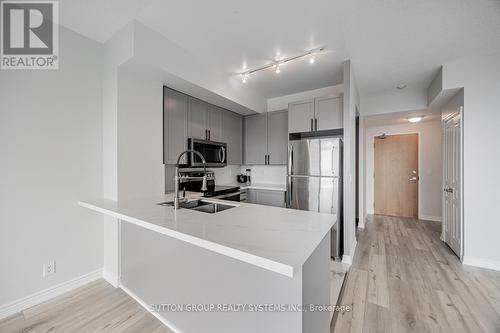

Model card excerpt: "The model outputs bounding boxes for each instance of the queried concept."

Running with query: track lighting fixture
[239,46,324,82]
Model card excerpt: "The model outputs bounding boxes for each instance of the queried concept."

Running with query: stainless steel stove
[178,171,241,201]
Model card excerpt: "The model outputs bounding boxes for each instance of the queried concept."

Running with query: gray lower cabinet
[222,111,242,164]
[246,189,286,208]
[164,87,188,164]
[243,110,288,165]
[244,113,268,165]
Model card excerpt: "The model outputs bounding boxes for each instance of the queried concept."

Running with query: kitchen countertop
[78,193,335,278]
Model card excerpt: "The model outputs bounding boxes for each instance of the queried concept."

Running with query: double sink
[158,199,237,214]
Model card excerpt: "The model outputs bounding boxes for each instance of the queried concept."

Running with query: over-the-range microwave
[188,138,227,167]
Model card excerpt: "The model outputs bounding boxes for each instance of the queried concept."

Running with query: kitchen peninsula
[79,193,336,333]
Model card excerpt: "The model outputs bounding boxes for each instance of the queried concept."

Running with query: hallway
[332,215,500,332]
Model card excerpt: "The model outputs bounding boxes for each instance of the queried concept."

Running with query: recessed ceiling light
[408,116,424,123]
[275,65,281,74]
[309,56,316,64]
[397,84,407,90]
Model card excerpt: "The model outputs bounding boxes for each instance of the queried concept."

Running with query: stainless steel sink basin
[158,200,236,213]
[190,202,236,214]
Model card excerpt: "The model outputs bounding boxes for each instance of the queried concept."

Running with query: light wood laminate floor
[332,215,500,333]
[0,280,172,333]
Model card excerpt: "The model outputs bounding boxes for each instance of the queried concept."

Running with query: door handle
[208,130,211,141]
[310,118,313,131]
[409,176,419,181]
[444,187,454,193]
[315,118,318,131]
[220,147,226,163]
[289,146,294,174]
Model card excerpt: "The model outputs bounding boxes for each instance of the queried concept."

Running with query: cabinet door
[288,99,314,133]
[222,111,242,165]
[315,96,343,130]
[188,97,208,140]
[164,87,188,164]
[207,105,223,142]
[248,189,285,207]
[267,110,288,165]
[244,113,268,165]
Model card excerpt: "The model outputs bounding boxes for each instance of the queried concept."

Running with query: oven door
[189,139,227,167]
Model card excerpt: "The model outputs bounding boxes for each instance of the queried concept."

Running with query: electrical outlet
[43,260,56,277]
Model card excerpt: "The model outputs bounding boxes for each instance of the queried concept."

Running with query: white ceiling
[364,108,441,127]
[59,0,500,98]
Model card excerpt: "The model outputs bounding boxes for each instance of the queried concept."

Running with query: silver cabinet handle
[331,146,335,175]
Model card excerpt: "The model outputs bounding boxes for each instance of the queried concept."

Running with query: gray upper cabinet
[207,105,223,142]
[244,113,268,165]
[267,110,288,165]
[222,111,242,165]
[188,97,208,140]
[288,96,343,133]
[244,110,288,165]
[164,87,188,164]
[165,87,244,165]
[315,96,343,131]
[288,99,314,133]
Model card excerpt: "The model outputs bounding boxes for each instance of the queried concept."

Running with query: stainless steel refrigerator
[286,136,343,259]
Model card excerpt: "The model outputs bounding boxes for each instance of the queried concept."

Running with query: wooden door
[374,134,418,218]
[443,111,462,257]
[288,99,314,133]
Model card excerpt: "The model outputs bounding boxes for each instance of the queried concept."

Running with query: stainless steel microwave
[188,138,227,167]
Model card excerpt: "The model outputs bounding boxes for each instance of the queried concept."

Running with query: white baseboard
[420,215,442,222]
[342,239,358,265]
[102,268,120,288]
[120,284,180,333]
[463,256,500,272]
[0,269,102,320]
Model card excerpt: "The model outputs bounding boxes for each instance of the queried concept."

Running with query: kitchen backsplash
[239,165,287,185]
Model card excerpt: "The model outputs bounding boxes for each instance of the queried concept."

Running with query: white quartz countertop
[78,193,335,278]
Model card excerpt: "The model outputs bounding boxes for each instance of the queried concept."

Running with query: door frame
[441,107,464,261]
[371,131,422,219]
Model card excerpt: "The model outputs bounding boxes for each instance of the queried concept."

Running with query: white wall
[117,67,164,200]
[364,120,443,222]
[267,84,344,112]
[0,27,103,305]
[442,54,500,269]
[362,89,428,116]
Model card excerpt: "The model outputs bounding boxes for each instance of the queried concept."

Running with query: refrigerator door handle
[331,146,336,175]
[288,145,294,175]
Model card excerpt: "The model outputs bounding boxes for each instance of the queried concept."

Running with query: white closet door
[442,109,462,257]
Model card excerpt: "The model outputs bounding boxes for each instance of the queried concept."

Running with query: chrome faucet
[174,150,208,209]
